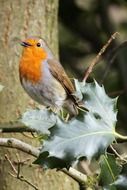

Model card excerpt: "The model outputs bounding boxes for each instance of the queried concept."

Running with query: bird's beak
[20,41,32,47]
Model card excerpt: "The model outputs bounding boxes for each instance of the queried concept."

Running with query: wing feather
[48,59,75,95]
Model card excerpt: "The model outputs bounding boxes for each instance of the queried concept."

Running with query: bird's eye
[36,43,41,47]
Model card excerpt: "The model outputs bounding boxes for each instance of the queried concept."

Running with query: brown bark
[0,1,79,189]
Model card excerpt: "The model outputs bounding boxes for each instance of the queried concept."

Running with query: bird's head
[20,37,53,83]
[21,37,53,59]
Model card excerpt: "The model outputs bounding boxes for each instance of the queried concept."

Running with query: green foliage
[36,80,118,168]
[99,154,122,189]
[22,80,118,166]
[111,163,127,190]
[100,160,127,190]
[34,114,116,168]
[21,109,56,135]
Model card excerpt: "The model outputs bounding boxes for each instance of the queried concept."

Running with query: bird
[19,37,79,116]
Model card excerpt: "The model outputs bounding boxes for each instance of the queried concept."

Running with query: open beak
[20,41,32,47]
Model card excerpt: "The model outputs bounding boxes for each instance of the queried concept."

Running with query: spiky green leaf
[99,154,121,186]
[35,80,118,168]
[111,163,127,190]
[21,109,56,135]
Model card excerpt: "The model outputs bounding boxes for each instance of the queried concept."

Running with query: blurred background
[58,0,127,136]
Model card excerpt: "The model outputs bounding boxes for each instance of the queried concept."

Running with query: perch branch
[83,32,119,82]
[62,167,87,183]
[0,138,87,184]
[0,138,40,157]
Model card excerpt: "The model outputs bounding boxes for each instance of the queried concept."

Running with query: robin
[19,37,79,116]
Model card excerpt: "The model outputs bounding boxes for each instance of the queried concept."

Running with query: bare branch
[62,167,87,183]
[18,176,39,190]
[110,145,127,163]
[101,40,127,84]
[5,154,39,190]
[5,154,17,174]
[0,125,36,133]
[0,138,40,157]
[0,137,87,184]
[83,32,119,82]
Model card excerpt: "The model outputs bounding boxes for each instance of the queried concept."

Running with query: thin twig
[62,167,87,183]
[110,145,127,163]
[77,160,93,176]
[83,32,119,82]
[0,138,40,157]
[9,172,17,178]
[16,153,20,163]
[5,154,39,190]
[18,176,39,190]
[22,132,36,139]
[0,127,36,133]
[5,154,17,174]
[17,162,21,178]
[0,137,87,184]
[16,154,31,165]
[101,40,127,84]
[0,122,37,134]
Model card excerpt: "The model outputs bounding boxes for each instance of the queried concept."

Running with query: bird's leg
[53,107,59,114]
[46,106,51,111]
[46,106,57,114]
[47,106,70,122]
[59,109,70,122]
[60,109,64,120]
[65,113,70,122]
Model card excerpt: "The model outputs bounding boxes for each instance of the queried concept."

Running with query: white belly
[21,77,67,108]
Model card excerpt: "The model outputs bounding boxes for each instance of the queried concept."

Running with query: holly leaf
[21,109,56,135]
[100,161,127,190]
[34,80,118,168]
[111,163,127,190]
[99,154,122,187]
[103,186,117,190]
[73,79,84,101]
[79,80,117,126]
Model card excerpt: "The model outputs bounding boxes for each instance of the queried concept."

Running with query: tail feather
[64,95,88,116]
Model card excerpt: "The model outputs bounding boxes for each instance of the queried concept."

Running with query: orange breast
[19,47,47,83]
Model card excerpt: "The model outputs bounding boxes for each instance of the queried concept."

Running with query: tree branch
[0,127,36,133]
[0,123,36,133]
[62,167,87,183]
[0,138,40,157]
[83,32,119,82]
[0,138,87,184]
[100,41,127,84]
[5,154,39,190]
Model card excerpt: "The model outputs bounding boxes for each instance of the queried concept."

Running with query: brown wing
[48,59,75,95]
